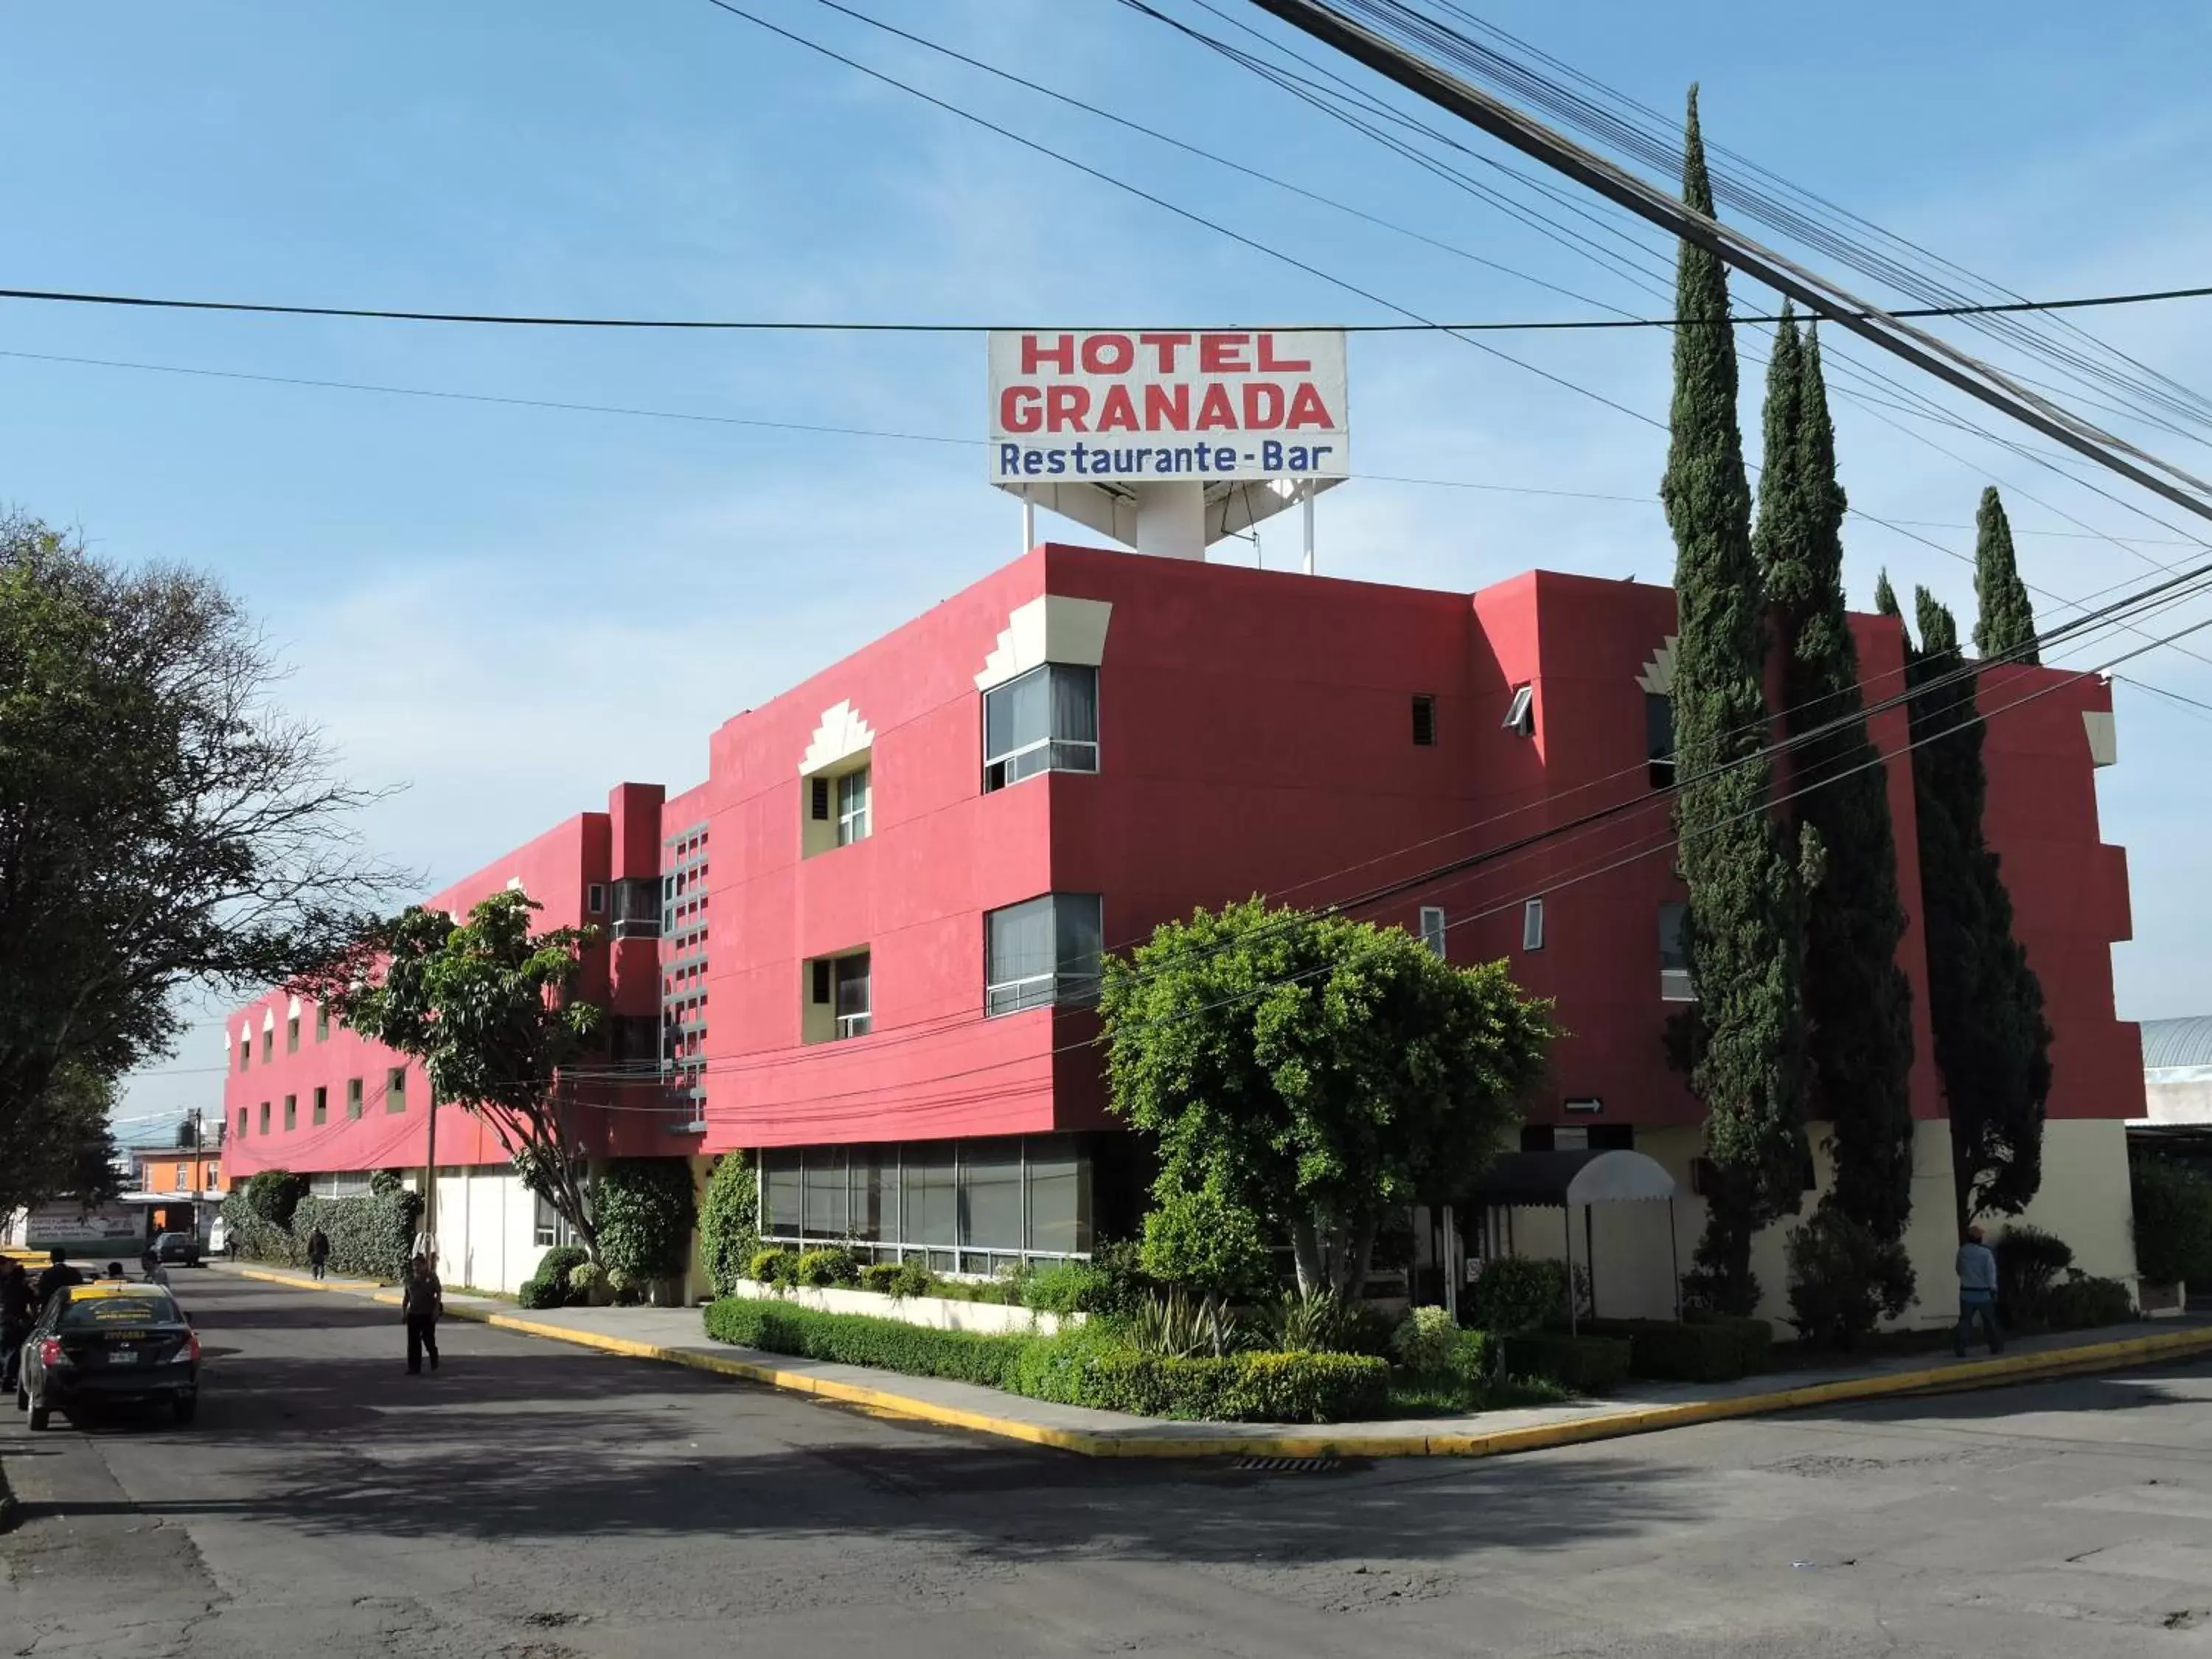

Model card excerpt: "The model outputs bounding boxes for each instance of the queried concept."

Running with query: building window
[316,1004,330,1042]
[835,953,872,1039]
[1659,901,1694,1001]
[611,877,661,939]
[286,1013,300,1053]
[386,1067,407,1113]
[347,1077,364,1120]
[534,1190,573,1249]
[1411,694,1437,746]
[237,1039,249,1073]
[984,664,1098,791]
[984,894,1104,1015]
[283,1094,296,1131]
[1523,897,1545,952]
[587,883,606,915]
[1419,905,1447,959]
[1646,693,1675,789]
[1503,684,1535,737]
[805,950,872,1041]
[258,1101,270,1134]
[837,766,872,846]
[757,1136,1096,1268]
[313,1086,327,1126]
[262,1026,274,1061]
[237,1107,248,1136]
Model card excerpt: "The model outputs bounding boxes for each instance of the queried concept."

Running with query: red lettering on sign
[1241,383,1285,430]
[1046,385,1090,431]
[1139,332,1192,372]
[1256,335,1311,373]
[1022,334,1075,375]
[1095,385,1141,431]
[1285,383,1335,429]
[998,386,1042,434]
[1144,383,1190,431]
[1194,384,1238,429]
[1199,333,1251,372]
[1081,333,1135,375]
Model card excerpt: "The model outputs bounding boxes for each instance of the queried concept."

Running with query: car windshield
[156,1234,189,1246]
[58,1294,180,1329]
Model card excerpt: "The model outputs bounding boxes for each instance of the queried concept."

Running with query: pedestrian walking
[1955,1224,2003,1356]
[306,1226,331,1281]
[401,1253,443,1374]
[1,1261,33,1393]
[33,1249,83,1312]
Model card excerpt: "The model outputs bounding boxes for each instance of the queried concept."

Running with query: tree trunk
[1342,1214,1380,1301]
[1290,1218,1325,1294]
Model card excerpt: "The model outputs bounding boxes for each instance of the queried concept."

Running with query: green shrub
[517,1243,589,1310]
[1129,1288,1238,1357]
[699,1150,759,1298]
[1470,1256,1566,1334]
[1993,1225,2074,1324]
[747,1247,796,1288]
[1011,1318,1131,1405]
[1684,1310,1773,1374]
[245,1169,311,1228]
[859,1262,902,1295]
[888,1258,936,1299]
[703,1297,1031,1388]
[596,1158,698,1282]
[1784,1211,1916,1351]
[2130,1154,2212,1287]
[1081,1239,1155,1321]
[1583,1318,1742,1382]
[1391,1305,1461,1374]
[1077,1350,1389,1422]
[517,1275,563,1310]
[1023,1259,1109,1315]
[2042,1273,2133,1330]
[606,1265,649,1306]
[1255,1287,1360,1354]
[796,1248,860,1288]
[1139,1186,1273,1301]
[568,1261,608,1305]
[1448,1327,1495,1383]
[1497,1332,1632,1394]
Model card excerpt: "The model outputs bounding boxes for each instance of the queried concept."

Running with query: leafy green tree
[1660,86,1809,1312]
[1099,899,1554,1298]
[595,1158,698,1283]
[1971,487,2039,664]
[0,514,399,1181]
[1900,590,2053,1225]
[0,1065,123,1218]
[314,890,608,1257]
[699,1150,761,1298]
[1759,318,1918,1261]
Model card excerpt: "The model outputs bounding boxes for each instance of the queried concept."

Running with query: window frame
[1419,905,1447,959]
[834,952,872,1040]
[1522,897,1545,952]
[313,1085,327,1126]
[982,663,1099,793]
[984,893,1105,1016]
[1658,900,1694,1002]
[836,765,872,847]
[1411,694,1438,747]
[347,1077,364,1120]
[386,1066,408,1114]
[1503,684,1535,737]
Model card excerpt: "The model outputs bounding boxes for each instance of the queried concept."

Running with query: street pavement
[4,1273,2211,1658]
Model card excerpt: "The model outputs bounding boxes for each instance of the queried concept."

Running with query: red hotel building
[221,542,2143,1317]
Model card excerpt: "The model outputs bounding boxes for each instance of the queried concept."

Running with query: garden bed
[725,1276,1080,1337]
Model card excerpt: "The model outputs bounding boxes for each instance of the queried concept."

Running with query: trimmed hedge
[220,1184,422,1280]
[520,1244,590,1310]
[595,1158,697,1282]
[1497,1332,1632,1395]
[1685,1310,1774,1375]
[2042,1275,2134,1331]
[704,1296,1031,1390]
[699,1150,759,1298]
[1583,1318,1743,1383]
[2131,1154,2212,1287]
[703,1296,1391,1422]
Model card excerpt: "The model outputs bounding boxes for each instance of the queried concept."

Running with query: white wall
[412,1164,552,1295]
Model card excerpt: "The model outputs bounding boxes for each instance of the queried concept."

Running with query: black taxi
[14,1279,201,1429]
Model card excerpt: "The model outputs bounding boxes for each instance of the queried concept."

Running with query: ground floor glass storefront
[757,1135,1094,1274]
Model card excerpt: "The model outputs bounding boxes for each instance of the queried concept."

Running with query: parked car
[15,1281,201,1429]
[151,1231,202,1267]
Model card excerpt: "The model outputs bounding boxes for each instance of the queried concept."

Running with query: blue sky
[7,2,2207,1136]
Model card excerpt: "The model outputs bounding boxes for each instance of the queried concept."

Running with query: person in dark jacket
[401,1253,443,1374]
[1,1262,33,1392]
[305,1227,331,1281]
[34,1249,83,1312]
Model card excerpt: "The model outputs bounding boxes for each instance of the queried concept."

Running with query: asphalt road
[4,1273,2211,1658]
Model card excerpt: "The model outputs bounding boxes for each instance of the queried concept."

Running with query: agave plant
[1129,1288,1241,1358]
[1259,1286,1355,1353]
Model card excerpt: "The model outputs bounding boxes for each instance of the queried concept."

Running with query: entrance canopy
[1465,1149,1676,1210]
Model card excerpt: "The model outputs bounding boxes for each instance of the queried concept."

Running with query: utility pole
[420,1073,439,1270]
[1242,0,2212,526]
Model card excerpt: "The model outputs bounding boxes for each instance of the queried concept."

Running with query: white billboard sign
[989,330,1349,486]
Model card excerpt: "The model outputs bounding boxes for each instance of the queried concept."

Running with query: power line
[7,278,2202,335]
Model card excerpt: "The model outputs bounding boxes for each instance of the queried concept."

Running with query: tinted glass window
[60,1295,179,1328]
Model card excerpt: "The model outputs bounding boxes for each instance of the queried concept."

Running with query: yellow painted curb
[212,1264,2212,1460]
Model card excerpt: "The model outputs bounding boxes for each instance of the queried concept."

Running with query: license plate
[110,1349,141,1364]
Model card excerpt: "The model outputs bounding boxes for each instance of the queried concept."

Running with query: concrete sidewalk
[214,1260,2212,1459]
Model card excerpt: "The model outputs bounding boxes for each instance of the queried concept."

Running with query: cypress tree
[1873,568,1901,621]
[1971,487,2039,664]
[1662,87,1808,1314]
[1901,589,2053,1226]
[1759,322,1919,1262]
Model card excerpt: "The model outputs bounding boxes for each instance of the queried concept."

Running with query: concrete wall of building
[415,1164,552,1296]
[2143,1077,2212,1126]
[2004,1118,2140,1286]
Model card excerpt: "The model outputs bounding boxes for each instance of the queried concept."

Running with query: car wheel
[28,1398,50,1431]
[171,1394,198,1426]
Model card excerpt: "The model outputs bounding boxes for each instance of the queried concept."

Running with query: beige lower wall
[1484,1115,2138,1332]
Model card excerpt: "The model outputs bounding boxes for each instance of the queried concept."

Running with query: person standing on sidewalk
[305,1226,330,1281]
[1,1262,33,1393]
[1955,1224,2003,1356]
[401,1252,443,1374]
